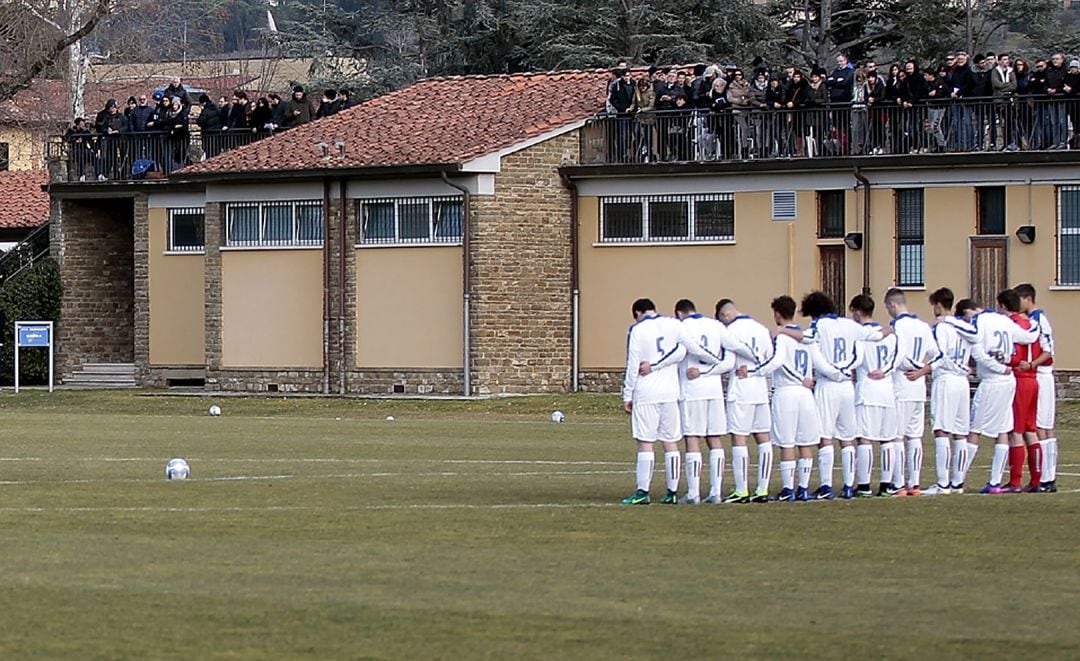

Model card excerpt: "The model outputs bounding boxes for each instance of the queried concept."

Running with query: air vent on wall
[772,190,797,220]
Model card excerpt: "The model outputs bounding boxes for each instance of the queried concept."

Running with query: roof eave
[175,162,464,184]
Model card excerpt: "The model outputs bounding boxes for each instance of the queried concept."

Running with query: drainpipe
[339,178,348,395]
[322,177,331,394]
[440,171,471,397]
[853,168,871,296]
[560,172,580,392]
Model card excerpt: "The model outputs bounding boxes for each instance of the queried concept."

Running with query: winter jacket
[280,95,315,129]
[1045,63,1068,95]
[607,77,635,113]
[96,110,129,135]
[226,102,249,130]
[250,104,273,130]
[196,103,223,133]
[969,67,992,97]
[726,79,753,110]
[806,81,828,107]
[991,66,1017,96]
[129,104,155,132]
[825,64,854,103]
[162,84,191,107]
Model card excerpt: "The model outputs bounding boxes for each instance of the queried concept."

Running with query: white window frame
[1058,185,1080,286]
[598,193,735,244]
[223,201,324,248]
[357,196,464,246]
[167,207,205,253]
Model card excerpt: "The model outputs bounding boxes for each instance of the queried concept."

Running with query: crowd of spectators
[603,51,1080,162]
[63,77,355,181]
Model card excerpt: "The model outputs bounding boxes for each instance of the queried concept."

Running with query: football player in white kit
[924,288,976,495]
[847,295,900,497]
[954,297,1041,494]
[715,299,775,503]
[883,288,941,497]
[621,298,687,505]
[1016,284,1058,492]
[672,299,758,504]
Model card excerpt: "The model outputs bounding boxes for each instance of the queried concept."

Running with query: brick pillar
[326,193,350,394]
[468,132,578,394]
[203,202,223,389]
[132,194,150,384]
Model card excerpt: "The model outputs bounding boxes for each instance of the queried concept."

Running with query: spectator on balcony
[316,89,339,119]
[268,93,284,130]
[651,66,668,99]
[124,96,138,123]
[1045,52,1069,149]
[924,67,949,153]
[667,94,693,161]
[705,75,729,159]
[165,96,190,171]
[991,54,1018,151]
[163,77,191,107]
[948,51,977,151]
[605,59,630,113]
[606,66,634,161]
[225,91,250,132]
[632,77,656,162]
[826,53,855,104]
[1066,58,1080,149]
[864,69,886,154]
[281,85,315,130]
[1014,58,1033,148]
[129,94,155,133]
[688,63,709,108]
[806,68,828,155]
[335,88,354,112]
[850,68,869,155]
[196,94,223,158]
[897,60,926,153]
[65,117,101,181]
[727,69,754,158]
[785,70,810,156]
[251,97,274,132]
[95,99,128,179]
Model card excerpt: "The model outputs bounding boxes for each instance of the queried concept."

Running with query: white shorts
[856,403,899,442]
[896,401,926,440]
[632,401,682,443]
[970,379,1016,438]
[771,387,821,448]
[1037,372,1056,430]
[931,375,970,436]
[680,398,728,437]
[728,401,771,436]
[814,380,856,441]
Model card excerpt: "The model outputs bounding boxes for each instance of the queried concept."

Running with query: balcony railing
[46,129,274,182]
[581,96,1080,165]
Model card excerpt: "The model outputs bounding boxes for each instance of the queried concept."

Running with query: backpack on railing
[132,159,159,180]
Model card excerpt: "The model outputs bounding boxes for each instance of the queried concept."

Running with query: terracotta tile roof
[0,170,49,228]
[181,69,611,175]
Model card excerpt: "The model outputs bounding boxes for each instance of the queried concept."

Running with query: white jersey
[890,313,940,402]
[724,315,773,405]
[969,310,1040,382]
[1029,308,1055,375]
[930,317,976,379]
[677,314,736,401]
[754,329,811,389]
[852,322,898,407]
[622,314,687,405]
[803,314,882,373]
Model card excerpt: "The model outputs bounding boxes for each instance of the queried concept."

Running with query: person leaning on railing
[64,117,102,182]
[631,77,656,163]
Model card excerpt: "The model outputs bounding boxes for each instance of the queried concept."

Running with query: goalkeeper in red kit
[999,289,1042,492]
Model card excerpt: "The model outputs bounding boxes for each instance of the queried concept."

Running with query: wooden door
[970,237,1008,309]
[819,245,846,310]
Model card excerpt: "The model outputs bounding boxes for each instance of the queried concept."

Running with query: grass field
[0,391,1077,659]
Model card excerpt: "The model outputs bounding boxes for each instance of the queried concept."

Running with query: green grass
[0,391,1077,659]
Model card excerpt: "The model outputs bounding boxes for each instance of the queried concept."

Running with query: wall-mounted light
[1015,225,1036,244]
[844,232,864,250]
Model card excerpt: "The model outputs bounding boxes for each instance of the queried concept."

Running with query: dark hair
[955,298,978,317]
[715,298,735,317]
[848,294,875,316]
[234,90,248,101]
[632,298,656,315]
[198,94,211,104]
[997,288,1021,312]
[1013,283,1036,302]
[674,299,696,315]
[929,287,955,310]
[884,287,906,305]
[799,291,836,318]
[324,88,337,98]
[771,295,796,319]
[338,88,350,97]
[269,93,281,102]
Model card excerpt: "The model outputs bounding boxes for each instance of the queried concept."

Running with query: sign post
[14,321,53,393]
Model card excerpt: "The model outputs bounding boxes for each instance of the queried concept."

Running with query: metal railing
[0,223,51,285]
[582,96,1080,165]
[46,129,274,182]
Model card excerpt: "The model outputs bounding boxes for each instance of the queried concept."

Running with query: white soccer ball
[208,404,222,417]
[551,410,565,423]
[165,458,190,480]
[386,415,395,422]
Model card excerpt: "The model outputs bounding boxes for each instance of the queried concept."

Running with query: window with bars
[168,208,205,252]
[817,190,845,238]
[1059,186,1080,286]
[358,197,464,245]
[224,201,323,247]
[896,189,925,287]
[599,194,734,243]
[977,187,1006,235]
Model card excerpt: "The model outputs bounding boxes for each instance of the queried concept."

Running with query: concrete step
[79,363,137,375]
[67,374,138,383]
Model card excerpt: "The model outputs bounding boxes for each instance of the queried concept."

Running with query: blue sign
[17,325,51,347]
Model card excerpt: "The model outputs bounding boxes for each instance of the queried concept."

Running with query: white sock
[951,439,969,487]
[756,442,773,494]
[1042,437,1057,482]
[990,444,1008,486]
[685,452,702,500]
[906,438,923,488]
[934,436,950,488]
[797,457,813,488]
[732,446,749,494]
[664,451,681,494]
[841,445,856,488]
[892,441,906,489]
[818,445,835,487]
[856,444,873,486]
[708,448,725,497]
[635,451,654,492]
[780,460,796,490]
[880,443,895,485]
[963,441,979,477]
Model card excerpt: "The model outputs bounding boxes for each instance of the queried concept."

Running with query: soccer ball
[386,415,395,421]
[165,458,190,480]
[208,404,222,416]
[551,410,565,423]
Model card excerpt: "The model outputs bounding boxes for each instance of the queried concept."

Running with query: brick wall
[53,197,136,377]
[203,202,224,387]
[133,195,150,382]
[468,132,578,394]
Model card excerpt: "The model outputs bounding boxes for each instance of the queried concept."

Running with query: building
[0,169,50,246]
[46,69,1080,397]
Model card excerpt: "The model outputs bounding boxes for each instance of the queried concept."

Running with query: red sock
[1008,446,1025,487]
[1027,443,1043,487]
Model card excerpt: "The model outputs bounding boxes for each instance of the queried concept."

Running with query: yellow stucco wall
[147,208,205,365]
[0,127,45,171]
[355,247,464,368]
[221,249,324,368]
